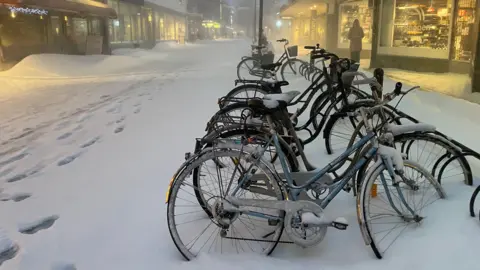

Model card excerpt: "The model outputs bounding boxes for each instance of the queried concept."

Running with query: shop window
[89,18,101,36]
[135,14,142,41]
[338,1,373,49]
[165,14,175,40]
[51,16,61,36]
[109,18,121,43]
[379,0,453,59]
[0,14,46,48]
[124,15,132,42]
[155,12,165,40]
[453,0,476,61]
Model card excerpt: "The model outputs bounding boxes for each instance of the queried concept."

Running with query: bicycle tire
[322,99,400,154]
[323,107,400,155]
[168,148,285,260]
[311,87,370,131]
[354,132,471,192]
[358,159,445,259]
[237,57,262,80]
[280,58,305,82]
[221,84,272,108]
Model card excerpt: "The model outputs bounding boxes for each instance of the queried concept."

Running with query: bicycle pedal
[331,217,348,230]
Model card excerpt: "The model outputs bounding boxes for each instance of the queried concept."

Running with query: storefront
[331,0,373,59]
[108,0,186,48]
[187,13,204,42]
[279,1,328,48]
[370,0,479,74]
[107,0,145,48]
[0,0,116,62]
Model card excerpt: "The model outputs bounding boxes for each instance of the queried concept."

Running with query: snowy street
[1,40,480,270]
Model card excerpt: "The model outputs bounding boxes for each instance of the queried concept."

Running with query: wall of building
[146,0,187,14]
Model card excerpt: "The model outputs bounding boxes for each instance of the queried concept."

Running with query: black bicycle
[236,39,305,82]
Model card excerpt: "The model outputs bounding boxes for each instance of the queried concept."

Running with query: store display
[453,0,476,61]
[339,2,372,46]
[392,0,451,50]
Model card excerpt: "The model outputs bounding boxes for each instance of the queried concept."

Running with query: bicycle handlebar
[276,38,288,43]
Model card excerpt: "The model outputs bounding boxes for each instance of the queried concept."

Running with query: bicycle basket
[287,45,298,57]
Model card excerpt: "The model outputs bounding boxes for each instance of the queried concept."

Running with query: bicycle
[323,72,472,187]
[236,39,304,82]
[166,89,446,260]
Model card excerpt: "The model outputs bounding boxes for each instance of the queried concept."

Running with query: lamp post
[258,0,263,47]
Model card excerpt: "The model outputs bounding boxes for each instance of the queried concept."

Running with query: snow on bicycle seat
[264,91,301,104]
[262,91,300,109]
[261,63,282,71]
[386,123,436,136]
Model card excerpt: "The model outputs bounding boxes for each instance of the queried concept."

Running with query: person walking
[348,19,364,63]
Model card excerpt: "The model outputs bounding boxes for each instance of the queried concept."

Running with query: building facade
[280,0,479,92]
[370,0,478,74]
[0,0,116,63]
[107,0,187,49]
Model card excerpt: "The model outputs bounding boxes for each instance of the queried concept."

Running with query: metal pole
[258,0,264,47]
[253,0,257,42]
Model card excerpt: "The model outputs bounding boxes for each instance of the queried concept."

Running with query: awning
[0,0,117,18]
[280,0,331,18]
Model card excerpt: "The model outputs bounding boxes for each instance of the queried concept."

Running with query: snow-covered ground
[0,39,480,270]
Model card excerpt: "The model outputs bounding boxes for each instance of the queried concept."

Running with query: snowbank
[113,48,169,61]
[384,69,472,97]
[0,54,158,78]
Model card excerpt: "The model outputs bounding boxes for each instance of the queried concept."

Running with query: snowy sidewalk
[0,39,480,270]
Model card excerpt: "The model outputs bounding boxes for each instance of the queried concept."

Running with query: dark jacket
[348,26,365,52]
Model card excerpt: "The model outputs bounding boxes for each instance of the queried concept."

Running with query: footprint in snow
[52,262,77,270]
[77,113,92,123]
[106,104,122,114]
[80,136,101,148]
[54,121,71,131]
[73,124,83,131]
[134,107,141,114]
[57,132,73,141]
[0,166,15,178]
[0,239,19,267]
[5,162,45,183]
[116,115,126,124]
[114,125,125,134]
[57,152,82,166]
[18,215,59,235]
[0,193,31,202]
[0,151,29,168]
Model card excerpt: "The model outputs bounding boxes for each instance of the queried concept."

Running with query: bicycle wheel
[207,102,251,132]
[197,128,299,172]
[323,108,399,155]
[280,59,305,82]
[354,132,471,193]
[167,148,285,260]
[310,87,368,131]
[237,57,262,80]
[221,84,271,108]
[358,159,446,259]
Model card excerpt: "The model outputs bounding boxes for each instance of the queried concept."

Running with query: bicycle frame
[229,127,418,222]
[231,131,376,206]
